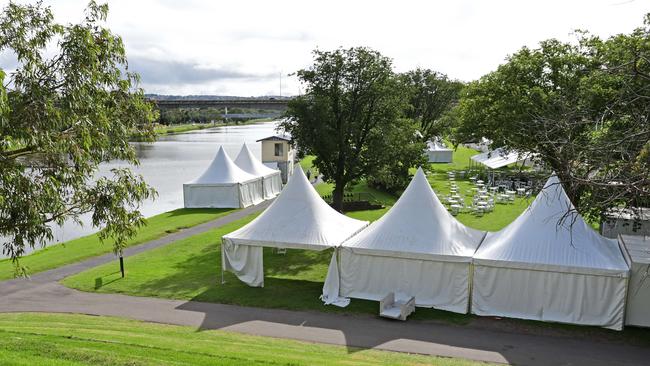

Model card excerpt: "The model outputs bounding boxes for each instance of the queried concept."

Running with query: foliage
[0,1,157,273]
[400,68,464,141]
[283,47,425,209]
[158,107,279,124]
[365,117,428,193]
[453,15,650,221]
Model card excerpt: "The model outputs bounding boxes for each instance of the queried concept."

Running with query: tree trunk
[332,181,345,212]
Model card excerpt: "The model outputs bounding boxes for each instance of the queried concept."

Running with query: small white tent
[425,140,453,163]
[472,175,629,330]
[222,168,368,287]
[619,235,650,327]
[234,143,282,199]
[470,147,532,169]
[183,146,264,208]
[327,168,485,313]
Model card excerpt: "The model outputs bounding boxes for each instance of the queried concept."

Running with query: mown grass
[62,213,468,324]
[0,208,234,280]
[0,313,490,366]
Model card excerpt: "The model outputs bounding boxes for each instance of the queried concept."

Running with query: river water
[27,121,279,254]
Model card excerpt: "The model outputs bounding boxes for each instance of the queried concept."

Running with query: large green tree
[400,68,464,141]
[283,47,425,210]
[0,1,157,274]
[453,15,650,222]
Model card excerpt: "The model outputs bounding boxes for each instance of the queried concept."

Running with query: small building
[257,134,295,183]
[601,208,650,239]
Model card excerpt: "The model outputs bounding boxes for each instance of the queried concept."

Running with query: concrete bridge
[151,98,290,111]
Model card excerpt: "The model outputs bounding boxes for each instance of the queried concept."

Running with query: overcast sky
[3,0,649,96]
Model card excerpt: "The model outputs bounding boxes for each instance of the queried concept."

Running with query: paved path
[1,201,650,365]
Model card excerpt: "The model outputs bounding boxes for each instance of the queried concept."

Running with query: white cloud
[2,0,648,95]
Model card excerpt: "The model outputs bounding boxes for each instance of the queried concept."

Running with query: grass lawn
[62,213,468,324]
[0,313,490,366]
[0,208,234,281]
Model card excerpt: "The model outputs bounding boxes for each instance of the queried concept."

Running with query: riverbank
[151,118,277,137]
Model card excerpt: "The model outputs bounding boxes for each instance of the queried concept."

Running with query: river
[26,121,280,255]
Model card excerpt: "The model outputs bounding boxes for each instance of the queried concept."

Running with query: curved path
[1,201,649,366]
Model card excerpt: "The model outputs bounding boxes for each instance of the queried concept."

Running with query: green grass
[62,213,468,324]
[0,313,489,366]
[0,208,235,280]
[308,145,532,231]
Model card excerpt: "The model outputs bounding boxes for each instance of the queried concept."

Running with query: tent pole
[336,246,342,298]
[221,238,225,284]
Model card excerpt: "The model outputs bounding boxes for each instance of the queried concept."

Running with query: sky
[2,0,649,96]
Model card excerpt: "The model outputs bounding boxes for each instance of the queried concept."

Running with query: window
[274,143,283,157]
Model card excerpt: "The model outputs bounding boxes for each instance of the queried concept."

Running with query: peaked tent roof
[343,168,485,261]
[234,143,280,177]
[223,168,368,250]
[186,146,259,185]
[474,175,629,276]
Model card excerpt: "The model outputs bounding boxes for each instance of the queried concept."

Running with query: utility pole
[279,71,282,97]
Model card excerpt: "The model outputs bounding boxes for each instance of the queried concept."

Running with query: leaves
[452,15,650,222]
[0,1,156,272]
[283,47,425,209]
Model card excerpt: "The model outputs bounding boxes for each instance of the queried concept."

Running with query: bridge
[151,98,290,111]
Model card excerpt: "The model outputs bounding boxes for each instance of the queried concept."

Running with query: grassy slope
[0,313,489,366]
[0,208,234,280]
[62,213,467,324]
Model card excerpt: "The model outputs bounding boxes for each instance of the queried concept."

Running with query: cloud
[127,57,276,85]
[227,30,315,42]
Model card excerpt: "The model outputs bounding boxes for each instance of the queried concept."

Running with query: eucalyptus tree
[0,1,157,275]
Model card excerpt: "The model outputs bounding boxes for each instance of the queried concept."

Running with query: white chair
[380,292,416,321]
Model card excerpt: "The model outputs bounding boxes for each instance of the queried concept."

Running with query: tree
[453,16,650,222]
[282,47,425,210]
[0,1,157,275]
[400,68,464,141]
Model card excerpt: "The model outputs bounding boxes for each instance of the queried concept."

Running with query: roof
[605,207,650,221]
[426,140,453,152]
[474,175,629,277]
[234,143,281,178]
[185,146,259,185]
[620,235,650,265]
[223,168,368,250]
[256,134,291,142]
[342,168,485,261]
[470,148,531,169]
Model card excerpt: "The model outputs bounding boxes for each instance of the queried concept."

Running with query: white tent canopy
[619,235,650,327]
[470,147,531,169]
[425,140,453,163]
[234,143,282,199]
[472,175,629,330]
[183,146,264,208]
[327,168,486,313]
[222,168,369,287]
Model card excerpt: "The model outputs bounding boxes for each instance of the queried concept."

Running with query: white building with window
[257,135,295,183]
